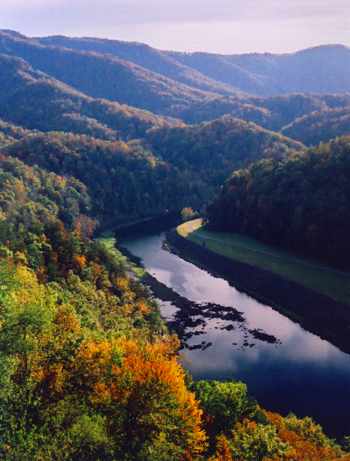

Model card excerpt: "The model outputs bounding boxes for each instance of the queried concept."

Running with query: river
[122,231,350,439]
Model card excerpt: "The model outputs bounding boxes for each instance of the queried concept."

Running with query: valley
[0,22,350,460]
[122,229,350,439]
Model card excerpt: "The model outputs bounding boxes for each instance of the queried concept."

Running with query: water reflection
[123,232,350,438]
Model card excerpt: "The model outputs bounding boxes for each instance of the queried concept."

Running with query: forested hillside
[37,34,238,96]
[0,119,31,147]
[0,30,212,115]
[2,29,350,142]
[147,116,303,192]
[0,53,179,140]
[3,133,188,225]
[0,138,349,460]
[282,107,350,145]
[207,137,350,269]
[34,33,350,97]
[177,93,350,130]
[0,117,302,227]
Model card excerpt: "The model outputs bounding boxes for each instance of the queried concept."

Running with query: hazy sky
[2,0,350,53]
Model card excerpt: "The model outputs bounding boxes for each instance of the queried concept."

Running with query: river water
[123,231,350,438]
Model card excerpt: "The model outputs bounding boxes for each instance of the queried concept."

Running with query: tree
[193,380,257,438]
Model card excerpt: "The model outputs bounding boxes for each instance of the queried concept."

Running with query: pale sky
[2,0,350,54]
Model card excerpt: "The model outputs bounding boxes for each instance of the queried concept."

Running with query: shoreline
[119,245,281,350]
[110,211,182,238]
[166,229,350,356]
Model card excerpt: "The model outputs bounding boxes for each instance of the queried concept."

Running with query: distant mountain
[0,30,213,115]
[169,45,350,96]
[36,34,350,99]
[282,107,350,145]
[37,35,238,96]
[0,53,179,140]
[176,93,350,129]
[2,30,350,125]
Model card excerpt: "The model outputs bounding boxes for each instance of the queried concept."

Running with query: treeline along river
[122,230,350,439]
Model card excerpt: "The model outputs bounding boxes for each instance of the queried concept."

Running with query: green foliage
[177,93,350,131]
[282,106,350,146]
[0,52,178,141]
[0,255,201,460]
[147,115,303,210]
[193,380,257,437]
[208,136,350,269]
[230,420,289,461]
[0,31,208,117]
[68,414,112,461]
[284,414,337,449]
[4,132,192,225]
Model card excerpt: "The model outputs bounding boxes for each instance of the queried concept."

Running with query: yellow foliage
[11,265,47,307]
[54,306,81,334]
[115,276,129,290]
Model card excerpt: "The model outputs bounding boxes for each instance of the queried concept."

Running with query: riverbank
[112,211,182,238]
[178,220,350,306]
[97,233,145,278]
[168,222,350,355]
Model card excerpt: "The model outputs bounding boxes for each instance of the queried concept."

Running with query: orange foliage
[209,435,234,461]
[135,298,150,315]
[266,411,342,461]
[73,254,87,270]
[73,336,207,457]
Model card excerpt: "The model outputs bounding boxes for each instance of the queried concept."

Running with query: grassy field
[177,219,350,306]
[97,232,145,278]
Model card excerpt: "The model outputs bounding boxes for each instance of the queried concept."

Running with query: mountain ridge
[3,30,350,100]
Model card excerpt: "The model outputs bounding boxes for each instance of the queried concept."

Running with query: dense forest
[0,53,179,141]
[282,107,350,146]
[0,27,350,459]
[207,137,350,269]
[147,116,303,193]
[1,30,350,132]
[176,93,350,130]
[4,132,189,225]
[0,117,302,226]
[0,143,349,460]
[0,30,210,116]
